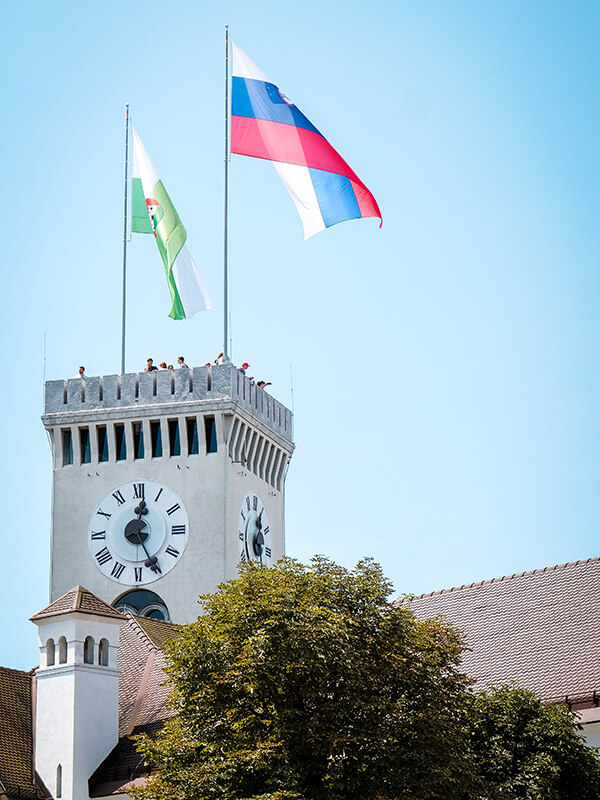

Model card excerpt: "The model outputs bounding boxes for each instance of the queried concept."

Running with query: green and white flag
[131,125,211,319]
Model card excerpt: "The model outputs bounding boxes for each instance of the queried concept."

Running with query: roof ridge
[127,614,157,651]
[405,555,600,601]
[30,585,125,621]
[0,664,32,678]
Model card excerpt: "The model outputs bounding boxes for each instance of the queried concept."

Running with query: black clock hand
[124,501,162,574]
[253,511,265,559]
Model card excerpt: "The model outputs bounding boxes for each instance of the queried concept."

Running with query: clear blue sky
[1,1,599,669]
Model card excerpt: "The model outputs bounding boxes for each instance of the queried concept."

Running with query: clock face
[238,491,272,564]
[87,481,188,585]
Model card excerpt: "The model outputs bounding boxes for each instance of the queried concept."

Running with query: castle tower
[31,587,124,800]
[42,363,294,623]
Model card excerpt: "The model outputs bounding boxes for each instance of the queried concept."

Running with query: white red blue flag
[231,42,382,239]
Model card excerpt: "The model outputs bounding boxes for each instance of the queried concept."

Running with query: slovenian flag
[231,42,382,239]
[131,125,212,320]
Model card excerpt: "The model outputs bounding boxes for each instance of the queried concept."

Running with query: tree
[467,684,600,800]
[132,557,475,800]
[132,557,600,800]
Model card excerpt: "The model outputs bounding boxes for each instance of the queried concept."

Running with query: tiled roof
[30,586,125,621]
[134,614,181,650]
[407,556,600,702]
[117,615,179,737]
[91,615,180,796]
[0,667,45,799]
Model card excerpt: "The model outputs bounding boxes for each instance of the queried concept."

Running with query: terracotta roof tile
[117,615,179,737]
[133,615,181,650]
[0,666,44,799]
[30,586,125,621]
[407,556,600,701]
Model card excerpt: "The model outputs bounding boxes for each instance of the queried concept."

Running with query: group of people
[239,361,271,390]
[77,357,271,390]
[144,356,188,372]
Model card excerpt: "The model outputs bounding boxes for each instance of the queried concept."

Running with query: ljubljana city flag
[131,126,212,319]
[231,42,382,239]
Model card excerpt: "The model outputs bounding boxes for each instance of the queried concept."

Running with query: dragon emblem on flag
[145,198,163,237]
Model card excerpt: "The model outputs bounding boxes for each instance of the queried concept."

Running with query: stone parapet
[44,363,293,442]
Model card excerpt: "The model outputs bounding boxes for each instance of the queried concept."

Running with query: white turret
[31,586,124,800]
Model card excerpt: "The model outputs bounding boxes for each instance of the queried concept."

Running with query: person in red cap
[240,362,250,375]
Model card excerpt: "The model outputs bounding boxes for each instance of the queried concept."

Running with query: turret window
[46,638,55,667]
[168,420,181,457]
[56,764,62,798]
[83,636,94,664]
[98,638,109,666]
[115,424,127,461]
[58,636,67,664]
[133,422,144,459]
[62,429,73,466]
[186,417,199,455]
[150,421,163,457]
[79,427,91,464]
[97,425,109,463]
[204,415,217,454]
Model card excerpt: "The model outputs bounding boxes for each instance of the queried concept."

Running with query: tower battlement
[44,363,293,442]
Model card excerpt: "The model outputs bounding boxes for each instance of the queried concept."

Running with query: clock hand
[253,511,265,559]
[124,501,162,574]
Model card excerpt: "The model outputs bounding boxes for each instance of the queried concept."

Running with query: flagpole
[223,25,230,362]
[121,103,130,375]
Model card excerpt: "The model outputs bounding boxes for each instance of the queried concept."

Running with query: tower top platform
[43,362,293,444]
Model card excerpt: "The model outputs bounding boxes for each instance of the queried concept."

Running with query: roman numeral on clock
[90,531,105,540]
[111,562,126,579]
[96,508,111,520]
[240,551,246,562]
[165,545,180,558]
[263,526,270,535]
[95,547,112,565]
[239,531,244,541]
[171,525,186,535]
[133,483,145,499]
[112,490,126,506]
[134,567,143,582]
[265,547,272,558]
[154,488,163,502]
[166,503,180,516]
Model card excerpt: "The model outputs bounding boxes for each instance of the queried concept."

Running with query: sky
[1,0,599,669]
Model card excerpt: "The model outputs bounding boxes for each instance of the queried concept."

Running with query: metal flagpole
[121,103,130,375]
[223,25,230,362]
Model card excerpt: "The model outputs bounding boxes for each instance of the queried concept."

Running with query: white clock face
[87,481,188,585]
[238,491,272,564]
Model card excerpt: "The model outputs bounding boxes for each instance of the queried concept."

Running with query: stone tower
[42,363,294,623]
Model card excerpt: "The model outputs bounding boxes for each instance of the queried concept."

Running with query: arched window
[56,763,62,798]
[114,589,169,621]
[83,636,94,664]
[46,638,55,667]
[98,638,109,666]
[58,636,67,664]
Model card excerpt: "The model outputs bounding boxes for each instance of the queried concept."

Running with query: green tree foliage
[132,557,474,800]
[132,557,600,800]
[467,684,600,799]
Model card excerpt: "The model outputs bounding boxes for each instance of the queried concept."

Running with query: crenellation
[44,363,293,441]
